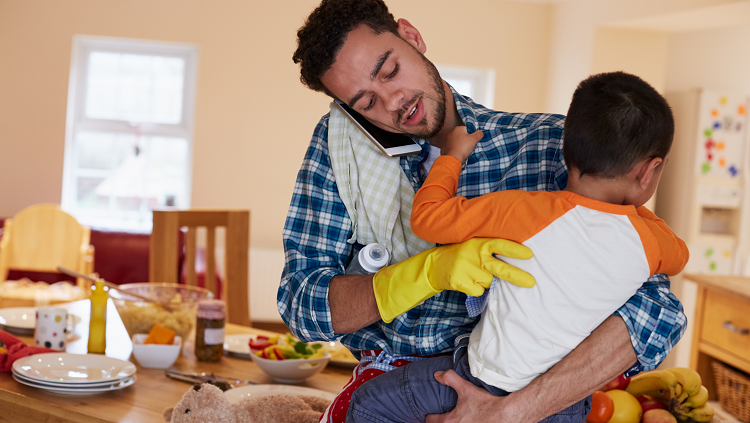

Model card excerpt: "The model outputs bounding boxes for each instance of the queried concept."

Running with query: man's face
[320,23,446,140]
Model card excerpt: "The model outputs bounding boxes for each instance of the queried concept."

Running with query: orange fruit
[586,391,614,423]
[606,389,643,423]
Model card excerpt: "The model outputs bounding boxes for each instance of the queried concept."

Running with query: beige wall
[0,0,553,322]
[0,0,552,251]
[544,0,746,114]
[0,0,323,248]
[591,28,668,92]
[4,0,748,327]
[665,24,750,93]
[390,1,552,113]
[660,21,750,369]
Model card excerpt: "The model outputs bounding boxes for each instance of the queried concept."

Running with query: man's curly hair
[293,0,399,96]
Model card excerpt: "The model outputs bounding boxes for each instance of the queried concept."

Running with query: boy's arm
[635,206,690,275]
[411,156,531,244]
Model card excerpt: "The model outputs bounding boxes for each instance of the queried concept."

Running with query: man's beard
[396,54,446,140]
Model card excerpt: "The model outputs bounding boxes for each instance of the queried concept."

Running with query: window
[437,65,496,109]
[62,36,198,231]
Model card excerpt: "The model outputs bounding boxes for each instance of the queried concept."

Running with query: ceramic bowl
[131,333,182,369]
[249,351,331,384]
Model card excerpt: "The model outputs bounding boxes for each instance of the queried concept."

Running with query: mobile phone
[334,100,422,157]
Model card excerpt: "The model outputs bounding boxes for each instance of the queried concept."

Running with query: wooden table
[0,300,352,422]
[684,273,750,401]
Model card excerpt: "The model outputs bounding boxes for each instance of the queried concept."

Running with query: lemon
[605,389,643,423]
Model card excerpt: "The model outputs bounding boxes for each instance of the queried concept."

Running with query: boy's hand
[441,126,483,164]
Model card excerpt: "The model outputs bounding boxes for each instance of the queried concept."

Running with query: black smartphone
[334,100,421,157]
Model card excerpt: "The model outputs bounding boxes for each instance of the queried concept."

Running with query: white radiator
[249,248,286,322]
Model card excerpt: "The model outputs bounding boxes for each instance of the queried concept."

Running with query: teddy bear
[163,383,331,423]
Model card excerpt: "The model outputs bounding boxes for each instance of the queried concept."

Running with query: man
[280,1,686,422]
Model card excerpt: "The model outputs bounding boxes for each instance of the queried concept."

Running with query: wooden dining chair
[0,204,95,288]
[150,209,251,326]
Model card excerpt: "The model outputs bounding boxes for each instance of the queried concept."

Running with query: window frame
[61,35,198,231]
[437,64,496,109]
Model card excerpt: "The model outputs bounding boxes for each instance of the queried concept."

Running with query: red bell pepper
[273,348,286,360]
[249,337,273,351]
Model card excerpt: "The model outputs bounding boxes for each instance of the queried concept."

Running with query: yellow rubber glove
[373,237,535,323]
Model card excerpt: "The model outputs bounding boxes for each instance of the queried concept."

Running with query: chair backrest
[0,204,94,288]
[150,209,251,326]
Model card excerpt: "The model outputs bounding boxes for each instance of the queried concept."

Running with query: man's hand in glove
[373,238,535,323]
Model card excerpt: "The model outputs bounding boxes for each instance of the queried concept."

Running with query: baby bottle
[346,243,390,275]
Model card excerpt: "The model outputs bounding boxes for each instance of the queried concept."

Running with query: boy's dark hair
[563,71,674,178]
[293,0,399,96]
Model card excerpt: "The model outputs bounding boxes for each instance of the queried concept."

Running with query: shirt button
[421,339,430,348]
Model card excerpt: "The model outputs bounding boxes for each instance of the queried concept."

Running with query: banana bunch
[625,367,714,422]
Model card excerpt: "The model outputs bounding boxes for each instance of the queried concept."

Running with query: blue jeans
[346,339,591,423]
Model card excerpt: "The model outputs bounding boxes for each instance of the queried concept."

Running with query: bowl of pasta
[110,283,211,341]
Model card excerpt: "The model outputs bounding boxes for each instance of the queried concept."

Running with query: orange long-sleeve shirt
[411,155,689,391]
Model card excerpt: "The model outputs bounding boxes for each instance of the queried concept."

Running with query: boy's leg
[451,345,592,423]
[346,339,592,423]
[346,354,458,423]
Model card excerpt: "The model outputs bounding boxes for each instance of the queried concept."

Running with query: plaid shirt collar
[400,84,494,192]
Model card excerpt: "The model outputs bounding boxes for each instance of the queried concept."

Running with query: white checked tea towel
[327,102,434,264]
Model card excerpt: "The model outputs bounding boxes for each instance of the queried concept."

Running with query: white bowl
[131,333,182,369]
[249,351,331,384]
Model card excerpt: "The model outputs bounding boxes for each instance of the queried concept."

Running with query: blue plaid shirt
[279,87,686,375]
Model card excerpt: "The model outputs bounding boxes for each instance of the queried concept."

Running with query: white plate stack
[12,353,137,395]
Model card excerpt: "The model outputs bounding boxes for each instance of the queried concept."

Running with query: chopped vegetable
[248,335,278,350]
[144,324,175,345]
[251,333,325,360]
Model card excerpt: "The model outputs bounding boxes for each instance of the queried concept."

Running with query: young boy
[345,71,689,423]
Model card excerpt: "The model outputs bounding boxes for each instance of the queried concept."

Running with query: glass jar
[195,299,226,362]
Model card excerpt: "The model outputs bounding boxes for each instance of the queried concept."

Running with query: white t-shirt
[421,145,441,175]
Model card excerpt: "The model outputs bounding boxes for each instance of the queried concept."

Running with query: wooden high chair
[150,209,251,326]
[0,204,95,288]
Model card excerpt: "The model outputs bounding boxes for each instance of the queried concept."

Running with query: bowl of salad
[248,334,331,384]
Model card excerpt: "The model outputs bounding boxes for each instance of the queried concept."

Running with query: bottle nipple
[368,244,387,261]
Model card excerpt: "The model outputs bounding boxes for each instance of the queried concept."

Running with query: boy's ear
[397,19,427,54]
[633,157,663,190]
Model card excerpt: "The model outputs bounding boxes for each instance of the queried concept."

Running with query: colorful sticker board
[695,90,749,179]
[686,242,735,275]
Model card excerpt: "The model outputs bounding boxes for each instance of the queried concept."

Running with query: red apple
[642,409,677,423]
[601,373,631,391]
[641,399,668,413]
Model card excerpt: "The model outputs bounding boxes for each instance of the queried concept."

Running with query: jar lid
[198,299,225,311]
[198,300,226,310]
[198,299,225,320]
